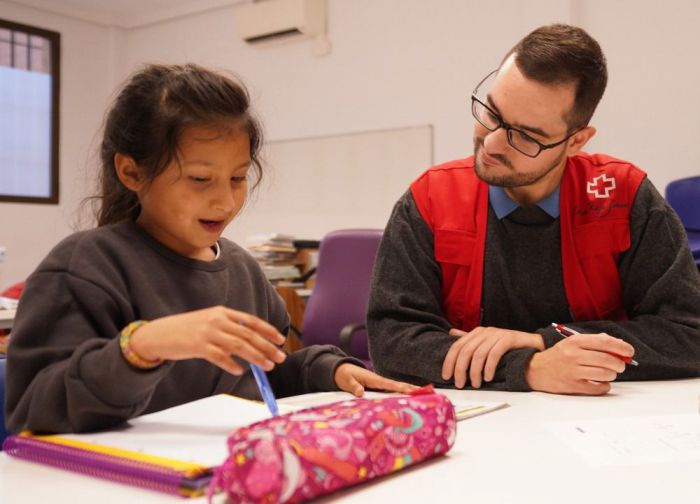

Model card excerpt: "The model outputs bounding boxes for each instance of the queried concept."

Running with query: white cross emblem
[586,174,616,199]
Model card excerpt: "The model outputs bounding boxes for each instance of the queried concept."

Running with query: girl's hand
[128,306,287,375]
[334,363,419,397]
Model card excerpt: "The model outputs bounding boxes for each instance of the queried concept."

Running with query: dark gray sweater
[5,221,357,434]
[368,178,700,390]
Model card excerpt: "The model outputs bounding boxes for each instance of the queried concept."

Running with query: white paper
[59,395,293,467]
[547,414,700,466]
[279,391,508,421]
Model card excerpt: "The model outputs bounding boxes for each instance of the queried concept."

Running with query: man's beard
[473,137,566,188]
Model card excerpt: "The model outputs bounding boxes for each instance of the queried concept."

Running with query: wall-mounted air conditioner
[234,0,327,47]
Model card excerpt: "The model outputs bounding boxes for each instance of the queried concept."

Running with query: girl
[5,64,414,434]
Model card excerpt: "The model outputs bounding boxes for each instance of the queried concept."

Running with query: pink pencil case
[210,390,456,503]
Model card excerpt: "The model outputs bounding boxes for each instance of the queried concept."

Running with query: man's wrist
[524,352,543,391]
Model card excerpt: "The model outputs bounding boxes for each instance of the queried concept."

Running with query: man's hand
[525,333,634,395]
[442,326,545,388]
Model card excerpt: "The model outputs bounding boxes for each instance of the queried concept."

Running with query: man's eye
[514,130,539,145]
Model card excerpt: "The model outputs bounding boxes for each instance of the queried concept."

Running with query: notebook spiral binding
[3,435,209,497]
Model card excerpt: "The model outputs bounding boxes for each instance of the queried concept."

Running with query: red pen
[550,323,639,366]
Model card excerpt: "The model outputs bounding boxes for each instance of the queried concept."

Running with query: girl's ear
[114,153,145,191]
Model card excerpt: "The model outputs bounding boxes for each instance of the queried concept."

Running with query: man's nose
[481,125,510,154]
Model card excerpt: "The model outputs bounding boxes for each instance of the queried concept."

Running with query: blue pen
[250,363,279,416]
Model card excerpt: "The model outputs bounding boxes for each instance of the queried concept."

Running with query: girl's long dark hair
[95,63,263,226]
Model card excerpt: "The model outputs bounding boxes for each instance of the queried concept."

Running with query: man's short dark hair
[504,24,607,130]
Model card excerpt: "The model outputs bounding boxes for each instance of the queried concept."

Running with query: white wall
[122,0,574,244]
[0,1,122,289]
[2,0,699,288]
[575,0,700,186]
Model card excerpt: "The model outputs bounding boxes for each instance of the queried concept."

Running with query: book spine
[2,435,194,497]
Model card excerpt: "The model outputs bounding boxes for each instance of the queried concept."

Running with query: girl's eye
[231,176,247,183]
[190,176,210,183]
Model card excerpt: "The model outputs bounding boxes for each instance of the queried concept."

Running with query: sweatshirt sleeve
[558,179,700,379]
[5,268,173,434]
[367,191,534,390]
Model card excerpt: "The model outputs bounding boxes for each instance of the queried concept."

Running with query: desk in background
[1,378,698,503]
[276,286,309,353]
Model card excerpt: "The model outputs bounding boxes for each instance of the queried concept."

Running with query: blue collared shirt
[488,185,560,219]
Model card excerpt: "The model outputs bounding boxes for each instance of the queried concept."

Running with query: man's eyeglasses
[471,70,581,158]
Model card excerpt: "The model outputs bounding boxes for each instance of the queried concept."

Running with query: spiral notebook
[2,395,286,498]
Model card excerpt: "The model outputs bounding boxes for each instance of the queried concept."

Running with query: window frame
[0,18,60,204]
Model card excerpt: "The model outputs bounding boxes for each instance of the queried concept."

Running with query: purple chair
[0,358,7,448]
[666,176,700,266]
[300,229,383,369]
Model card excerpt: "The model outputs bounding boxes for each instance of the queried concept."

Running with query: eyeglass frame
[471,69,583,158]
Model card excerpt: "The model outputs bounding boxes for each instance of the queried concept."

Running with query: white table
[1,379,698,503]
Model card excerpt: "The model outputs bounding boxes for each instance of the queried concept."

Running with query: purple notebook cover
[2,435,213,498]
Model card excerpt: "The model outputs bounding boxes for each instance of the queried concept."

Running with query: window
[0,19,60,204]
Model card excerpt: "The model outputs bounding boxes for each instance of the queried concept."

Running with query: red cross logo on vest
[586,174,616,198]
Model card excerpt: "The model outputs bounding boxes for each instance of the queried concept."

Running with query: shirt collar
[488,185,560,219]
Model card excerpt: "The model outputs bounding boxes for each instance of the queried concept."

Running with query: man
[367,24,700,395]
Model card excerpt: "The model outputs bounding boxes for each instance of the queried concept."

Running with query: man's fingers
[578,350,626,373]
[469,334,502,388]
[454,341,479,388]
[578,365,619,383]
[483,340,508,382]
[574,379,611,396]
[572,333,635,359]
[442,337,468,380]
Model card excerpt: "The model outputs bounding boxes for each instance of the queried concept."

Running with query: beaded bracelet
[119,320,164,370]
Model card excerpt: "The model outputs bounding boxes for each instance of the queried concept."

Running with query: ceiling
[6,0,248,29]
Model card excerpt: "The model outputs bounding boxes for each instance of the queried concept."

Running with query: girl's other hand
[334,363,419,397]
[128,306,287,375]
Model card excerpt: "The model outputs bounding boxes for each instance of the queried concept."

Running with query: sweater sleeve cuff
[504,347,540,392]
[310,351,365,392]
[536,326,564,349]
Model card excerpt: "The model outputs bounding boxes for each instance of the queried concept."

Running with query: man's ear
[114,153,145,191]
[566,126,596,156]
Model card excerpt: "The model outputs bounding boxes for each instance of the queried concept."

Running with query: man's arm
[562,179,700,379]
[367,191,537,390]
[528,179,700,391]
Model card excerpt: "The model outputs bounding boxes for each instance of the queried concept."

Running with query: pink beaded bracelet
[119,320,163,370]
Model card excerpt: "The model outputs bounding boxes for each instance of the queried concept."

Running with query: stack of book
[245,233,300,282]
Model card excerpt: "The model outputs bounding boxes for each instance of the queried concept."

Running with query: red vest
[410,153,646,330]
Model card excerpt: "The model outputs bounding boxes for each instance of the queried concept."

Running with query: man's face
[472,55,577,189]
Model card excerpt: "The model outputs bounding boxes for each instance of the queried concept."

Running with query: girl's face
[135,125,250,260]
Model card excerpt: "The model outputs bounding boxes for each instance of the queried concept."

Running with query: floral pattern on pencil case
[210,392,456,503]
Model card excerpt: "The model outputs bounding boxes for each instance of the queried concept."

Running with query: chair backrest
[301,229,383,364]
[666,176,700,231]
